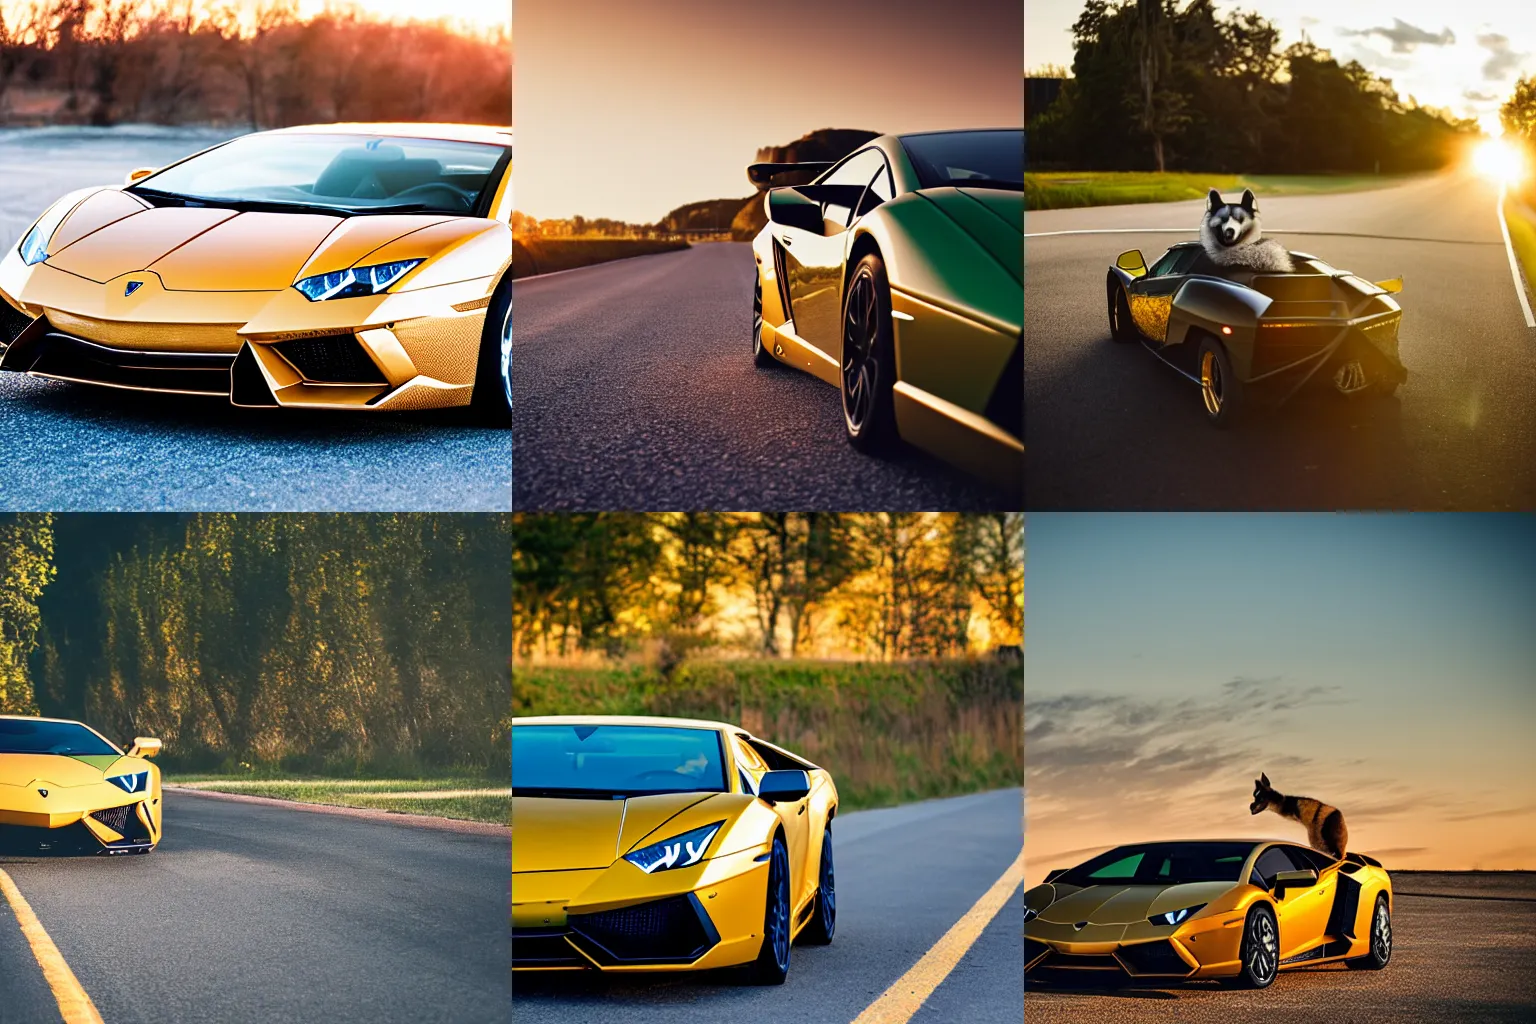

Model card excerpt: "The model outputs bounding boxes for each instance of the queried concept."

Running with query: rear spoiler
[747,161,835,188]
[1373,277,1403,293]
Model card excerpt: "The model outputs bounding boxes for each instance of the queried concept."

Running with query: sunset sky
[514,0,1022,222]
[1025,514,1536,884]
[1026,0,1533,132]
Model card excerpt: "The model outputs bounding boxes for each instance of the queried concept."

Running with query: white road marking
[1495,183,1536,328]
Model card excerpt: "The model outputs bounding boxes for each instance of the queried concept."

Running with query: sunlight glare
[1472,138,1526,185]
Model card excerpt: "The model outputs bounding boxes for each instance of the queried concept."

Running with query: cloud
[1478,33,1529,81]
[1463,89,1499,103]
[1339,19,1454,54]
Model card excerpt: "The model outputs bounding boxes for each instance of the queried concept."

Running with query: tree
[0,514,55,714]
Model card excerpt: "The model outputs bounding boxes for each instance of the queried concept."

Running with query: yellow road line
[0,868,106,1024]
[850,847,1024,1024]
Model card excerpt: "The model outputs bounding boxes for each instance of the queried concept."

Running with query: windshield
[1058,842,1257,887]
[0,718,119,756]
[130,133,508,216]
[512,724,727,798]
[900,130,1023,190]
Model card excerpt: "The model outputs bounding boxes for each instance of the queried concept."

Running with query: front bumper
[1026,913,1246,984]
[0,256,491,411]
[0,788,159,856]
[512,844,770,971]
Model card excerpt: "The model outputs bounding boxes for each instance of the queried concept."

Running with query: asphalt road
[1024,169,1536,509]
[509,243,1008,510]
[1024,872,1536,1023]
[0,126,509,511]
[512,787,1024,1024]
[0,791,510,1024]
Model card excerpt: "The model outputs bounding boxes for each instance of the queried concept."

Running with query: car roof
[0,714,87,725]
[512,714,738,732]
[262,123,513,146]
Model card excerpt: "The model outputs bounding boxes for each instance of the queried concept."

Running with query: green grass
[1025,171,1425,210]
[167,775,509,825]
[1503,195,1536,310]
[512,237,689,278]
[514,658,1022,812]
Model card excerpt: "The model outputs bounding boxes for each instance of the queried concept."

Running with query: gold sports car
[511,716,838,984]
[0,123,511,421]
[748,128,1022,496]
[0,715,163,856]
[1025,839,1393,988]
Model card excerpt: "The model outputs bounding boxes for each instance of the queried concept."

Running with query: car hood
[43,190,458,291]
[1035,882,1237,925]
[0,752,135,789]
[511,791,722,872]
[918,186,1022,284]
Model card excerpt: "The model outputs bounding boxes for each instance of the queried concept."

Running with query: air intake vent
[1117,939,1194,975]
[567,894,718,964]
[272,334,387,384]
[0,302,34,346]
[91,804,133,835]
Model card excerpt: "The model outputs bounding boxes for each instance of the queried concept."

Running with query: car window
[1287,845,1334,872]
[820,148,887,229]
[1148,249,1187,277]
[1087,852,1143,880]
[1171,248,1204,274]
[1251,846,1300,888]
[734,736,768,775]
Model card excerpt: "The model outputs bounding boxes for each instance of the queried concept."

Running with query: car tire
[1196,333,1244,428]
[799,825,836,945]
[1108,277,1137,342]
[744,836,793,985]
[752,275,775,367]
[1346,895,1392,970]
[470,271,511,426]
[1234,902,1279,989]
[841,252,899,454]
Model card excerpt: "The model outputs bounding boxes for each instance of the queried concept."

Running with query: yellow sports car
[0,715,163,856]
[511,716,838,984]
[749,128,1022,495]
[1025,839,1393,988]
[0,123,512,421]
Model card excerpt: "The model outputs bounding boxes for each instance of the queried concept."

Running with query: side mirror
[1374,277,1403,293]
[124,167,156,186]
[1273,868,1317,892]
[1116,249,1148,277]
[128,737,162,759]
[758,769,810,804]
[766,188,824,235]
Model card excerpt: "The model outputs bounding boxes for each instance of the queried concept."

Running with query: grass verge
[514,658,1022,812]
[167,776,509,825]
[1025,171,1424,210]
[512,237,689,278]
[1502,195,1536,313]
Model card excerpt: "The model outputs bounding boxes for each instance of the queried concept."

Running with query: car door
[1250,845,1311,960]
[1278,845,1339,953]
[744,737,813,911]
[781,148,890,357]
[1127,247,1200,342]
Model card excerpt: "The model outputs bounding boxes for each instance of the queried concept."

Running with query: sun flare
[1472,137,1527,185]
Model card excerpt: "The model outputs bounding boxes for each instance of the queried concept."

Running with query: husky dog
[1250,773,1348,859]
[1200,189,1294,273]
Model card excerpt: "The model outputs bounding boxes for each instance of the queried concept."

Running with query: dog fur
[1200,188,1294,273]
[1250,772,1348,859]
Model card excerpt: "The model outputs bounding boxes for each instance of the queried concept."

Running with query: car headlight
[623,821,723,874]
[1150,903,1206,927]
[293,258,423,301]
[1023,906,1040,923]
[106,771,151,795]
[18,199,76,266]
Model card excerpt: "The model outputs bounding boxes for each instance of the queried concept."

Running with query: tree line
[1504,75,1536,207]
[0,0,509,127]
[0,514,511,774]
[512,513,1024,663]
[1030,0,1475,173]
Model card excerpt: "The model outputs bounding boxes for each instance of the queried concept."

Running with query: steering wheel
[390,182,475,212]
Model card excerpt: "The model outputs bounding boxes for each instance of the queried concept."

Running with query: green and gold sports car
[748,129,1022,497]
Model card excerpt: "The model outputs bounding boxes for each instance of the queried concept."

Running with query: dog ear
[1260,772,1270,788]
[1207,189,1223,212]
[1241,189,1256,212]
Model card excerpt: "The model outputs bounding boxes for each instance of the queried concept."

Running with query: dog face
[1205,188,1259,248]
[1250,771,1274,815]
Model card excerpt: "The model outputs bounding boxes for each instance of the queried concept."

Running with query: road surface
[0,790,510,1023]
[0,127,509,511]
[1024,170,1536,509]
[510,243,1009,510]
[1024,872,1536,1023]
[512,787,1024,1024]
